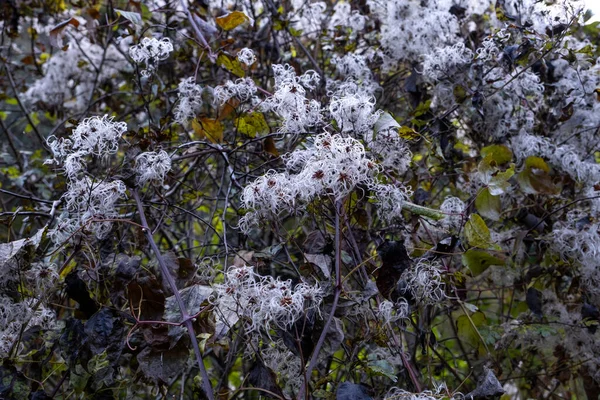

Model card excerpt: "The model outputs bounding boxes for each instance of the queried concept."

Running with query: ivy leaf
[464,214,492,248]
[215,11,250,31]
[0,363,31,398]
[236,112,269,138]
[84,308,123,355]
[462,249,505,276]
[475,188,501,221]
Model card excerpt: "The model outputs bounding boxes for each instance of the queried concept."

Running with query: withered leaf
[137,341,189,385]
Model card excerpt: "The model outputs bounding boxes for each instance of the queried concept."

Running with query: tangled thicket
[1,0,600,399]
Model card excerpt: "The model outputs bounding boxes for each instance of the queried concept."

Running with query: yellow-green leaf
[216,11,250,31]
[475,188,501,221]
[461,249,505,276]
[517,156,560,195]
[216,54,245,77]
[398,126,419,141]
[464,214,491,248]
[236,112,268,138]
[524,156,549,172]
[202,118,223,143]
[191,119,205,139]
[488,165,514,195]
[453,84,468,103]
[192,118,223,143]
[481,144,512,165]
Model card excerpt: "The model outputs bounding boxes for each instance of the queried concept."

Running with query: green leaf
[462,249,505,276]
[289,27,303,37]
[479,325,503,346]
[115,9,142,26]
[464,214,491,248]
[366,356,398,382]
[374,112,400,136]
[413,100,431,117]
[0,225,46,265]
[456,311,487,350]
[475,187,501,221]
[216,11,250,31]
[236,112,269,138]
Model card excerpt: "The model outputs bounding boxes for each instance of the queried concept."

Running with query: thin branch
[0,189,56,205]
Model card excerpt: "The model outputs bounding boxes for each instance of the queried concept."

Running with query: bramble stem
[132,190,214,400]
[300,200,343,399]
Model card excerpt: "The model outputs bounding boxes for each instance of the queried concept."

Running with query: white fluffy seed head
[135,150,172,186]
[213,265,323,334]
[129,37,173,76]
[47,115,127,180]
[237,48,256,66]
[174,77,204,125]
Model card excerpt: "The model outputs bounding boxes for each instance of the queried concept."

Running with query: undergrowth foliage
[2,0,600,399]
